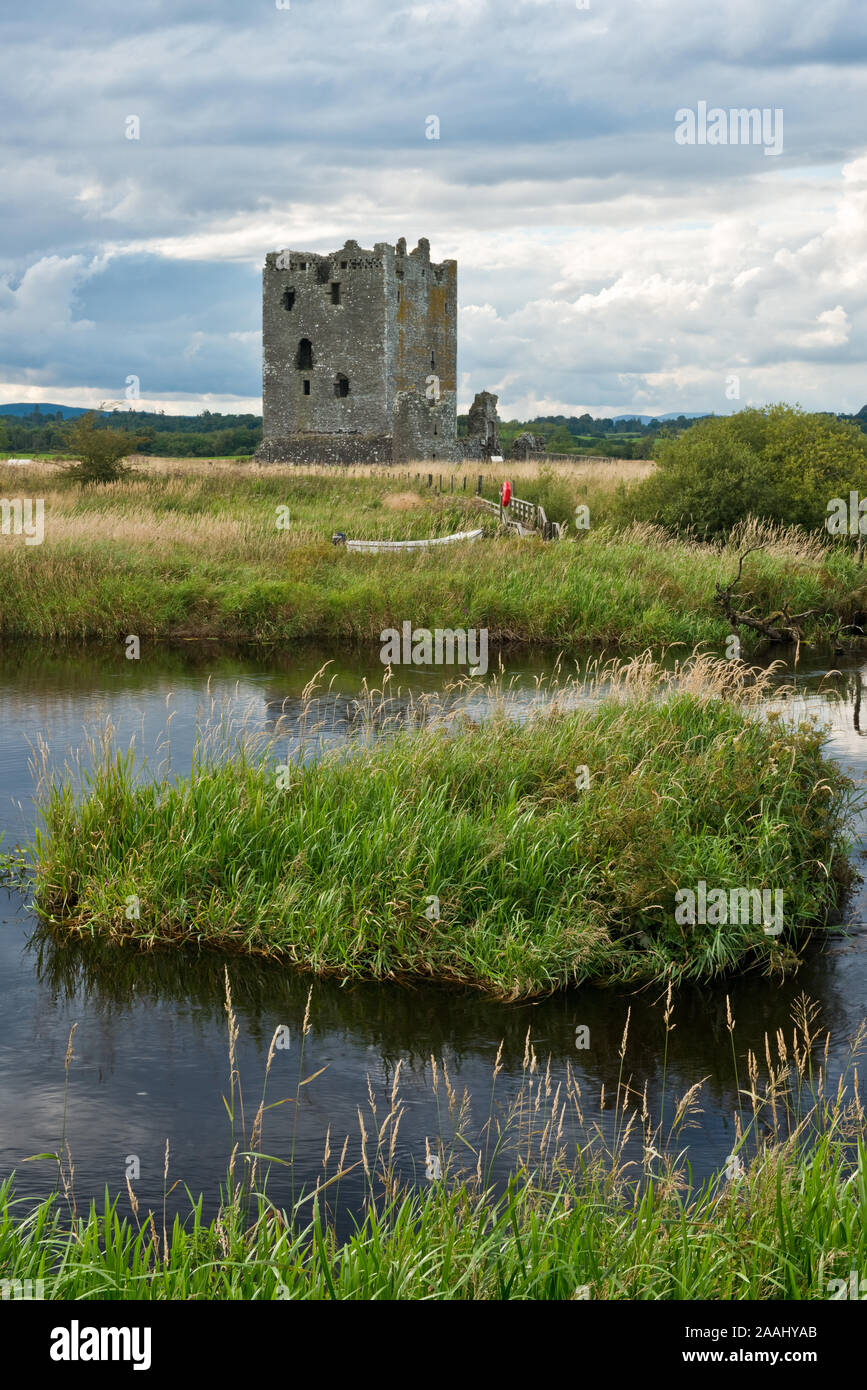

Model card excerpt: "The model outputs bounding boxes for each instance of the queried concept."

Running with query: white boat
[338,528,484,554]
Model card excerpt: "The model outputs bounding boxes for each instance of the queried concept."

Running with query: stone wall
[257,236,458,465]
[461,391,501,460]
[257,433,394,465]
[261,240,390,443]
[390,237,457,445]
[392,388,461,463]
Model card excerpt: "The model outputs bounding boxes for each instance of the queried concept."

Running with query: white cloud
[796,305,850,348]
[2,0,867,415]
[0,256,97,335]
[0,384,262,415]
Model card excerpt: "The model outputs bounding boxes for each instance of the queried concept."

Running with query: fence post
[477,474,482,495]
[428,473,433,488]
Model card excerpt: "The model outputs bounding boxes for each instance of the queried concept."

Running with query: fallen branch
[714,546,836,647]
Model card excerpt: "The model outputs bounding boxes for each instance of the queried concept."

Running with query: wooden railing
[476,495,567,540]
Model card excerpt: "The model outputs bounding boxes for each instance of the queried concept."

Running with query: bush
[628,404,867,537]
[62,412,140,483]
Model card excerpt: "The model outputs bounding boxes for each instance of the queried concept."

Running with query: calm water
[1,641,866,1227]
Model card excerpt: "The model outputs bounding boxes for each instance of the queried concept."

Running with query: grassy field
[1,983,863,1299]
[3,456,864,1305]
[0,457,862,649]
[28,656,856,997]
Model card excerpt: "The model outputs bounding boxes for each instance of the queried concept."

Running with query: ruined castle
[254,237,499,464]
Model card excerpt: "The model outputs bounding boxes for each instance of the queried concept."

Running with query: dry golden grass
[603,517,835,566]
[0,454,655,557]
[118,454,656,490]
[544,457,655,486]
[382,491,425,510]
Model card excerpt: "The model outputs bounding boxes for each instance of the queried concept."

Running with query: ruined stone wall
[258,236,459,465]
[387,237,458,460]
[257,433,393,465]
[261,240,389,441]
[388,238,457,433]
[392,389,460,463]
[465,391,500,456]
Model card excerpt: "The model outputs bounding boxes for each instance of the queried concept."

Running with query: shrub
[628,404,867,537]
[62,412,140,484]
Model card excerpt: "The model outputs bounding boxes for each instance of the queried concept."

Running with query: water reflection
[1,640,866,1228]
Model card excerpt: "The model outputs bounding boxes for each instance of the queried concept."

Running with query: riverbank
[29,657,856,997]
[4,1138,863,1299]
[0,459,863,649]
[2,986,864,1299]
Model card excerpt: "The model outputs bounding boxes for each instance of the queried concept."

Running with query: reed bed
[0,982,863,1299]
[28,654,857,996]
[0,454,860,650]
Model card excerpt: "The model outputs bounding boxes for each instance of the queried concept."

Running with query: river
[1,641,865,1230]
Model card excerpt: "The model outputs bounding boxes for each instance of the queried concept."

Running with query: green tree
[546,425,576,453]
[629,404,867,536]
[62,411,140,483]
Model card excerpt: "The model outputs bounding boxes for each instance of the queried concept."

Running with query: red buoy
[501,480,512,508]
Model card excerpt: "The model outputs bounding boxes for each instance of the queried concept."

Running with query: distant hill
[610,412,710,424]
[0,403,96,419]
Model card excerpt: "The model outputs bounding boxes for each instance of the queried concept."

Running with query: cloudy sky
[2,0,866,418]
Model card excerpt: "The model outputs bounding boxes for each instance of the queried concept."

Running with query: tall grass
[28,654,857,997]
[0,460,861,648]
[0,982,864,1299]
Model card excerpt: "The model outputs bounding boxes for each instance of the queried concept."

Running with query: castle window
[334,374,350,398]
[299,261,307,270]
[330,282,341,305]
[340,260,347,269]
[434,423,438,436]
[296,338,313,369]
[303,379,310,395]
[430,350,435,369]
[282,289,295,311]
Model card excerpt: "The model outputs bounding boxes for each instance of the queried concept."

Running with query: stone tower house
[255,237,458,463]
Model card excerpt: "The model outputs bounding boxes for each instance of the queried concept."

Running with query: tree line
[5,403,867,465]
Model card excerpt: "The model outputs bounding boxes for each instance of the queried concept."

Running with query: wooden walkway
[476,495,567,540]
